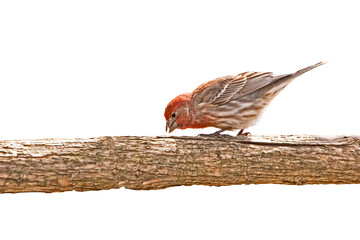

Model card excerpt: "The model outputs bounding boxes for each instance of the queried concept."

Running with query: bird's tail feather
[293,61,326,77]
[238,62,325,101]
[268,61,326,88]
[252,61,325,99]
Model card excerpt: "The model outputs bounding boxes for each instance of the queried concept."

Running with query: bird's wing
[192,72,274,105]
[235,72,275,98]
[210,74,248,105]
[192,62,325,106]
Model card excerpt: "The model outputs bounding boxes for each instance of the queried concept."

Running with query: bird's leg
[237,129,251,136]
[211,129,225,136]
[198,129,225,137]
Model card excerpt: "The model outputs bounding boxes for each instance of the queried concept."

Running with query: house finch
[165,62,325,136]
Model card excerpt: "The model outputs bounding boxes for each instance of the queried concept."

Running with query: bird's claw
[197,133,221,137]
[237,132,251,137]
[236,129,251,137]
[197,129,225,137]
[198,133,233,138]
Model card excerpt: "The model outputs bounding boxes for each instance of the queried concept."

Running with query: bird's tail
[293,61,326,77]
[239,61,326,102]
[267,61,326,88]
[252,61,325,101]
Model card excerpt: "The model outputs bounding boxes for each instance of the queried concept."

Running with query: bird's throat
[183,114,215,129]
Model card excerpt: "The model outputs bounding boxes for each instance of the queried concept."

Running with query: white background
[0,0,359,239]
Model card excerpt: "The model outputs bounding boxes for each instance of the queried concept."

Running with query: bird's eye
[171,112,176,118]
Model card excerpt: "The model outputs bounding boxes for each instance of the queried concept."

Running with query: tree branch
[0,135,359,193]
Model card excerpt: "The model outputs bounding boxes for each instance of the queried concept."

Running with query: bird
[164,62,325,136]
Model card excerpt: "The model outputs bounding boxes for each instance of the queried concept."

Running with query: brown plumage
[165,62,325,135]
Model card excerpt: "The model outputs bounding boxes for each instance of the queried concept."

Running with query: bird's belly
[215,113,262,130]
[210,99,269,130]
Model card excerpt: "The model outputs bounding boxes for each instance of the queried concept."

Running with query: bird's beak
[166,121,178,133]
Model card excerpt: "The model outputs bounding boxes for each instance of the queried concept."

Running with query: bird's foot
[198,133,222,137]
[198,133,233,138]
[237,132,251,136]
[237,129,251,137]
[198,130,228,137]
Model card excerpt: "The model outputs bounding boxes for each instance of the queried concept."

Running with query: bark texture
[0,135,359,193]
